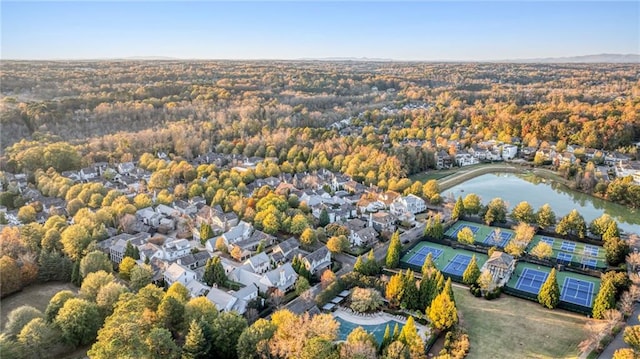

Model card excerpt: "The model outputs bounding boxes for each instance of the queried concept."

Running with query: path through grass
[453,286,590,359]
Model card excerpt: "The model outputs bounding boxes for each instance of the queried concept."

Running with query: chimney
[368,212,373,228]
[279,269,285,285]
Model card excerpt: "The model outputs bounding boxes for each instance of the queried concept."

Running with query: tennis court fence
[520,255,602,279]
[502,285,592,315]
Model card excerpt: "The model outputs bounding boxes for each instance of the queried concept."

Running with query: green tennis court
[401,241,488,277]
[445,220,516,248]
[527,235,606,270]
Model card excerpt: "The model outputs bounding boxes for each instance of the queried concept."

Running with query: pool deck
[333,307,431,340]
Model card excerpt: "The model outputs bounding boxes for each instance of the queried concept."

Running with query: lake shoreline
[435,164,639,235]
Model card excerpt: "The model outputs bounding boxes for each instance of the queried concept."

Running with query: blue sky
[2,1,638,60]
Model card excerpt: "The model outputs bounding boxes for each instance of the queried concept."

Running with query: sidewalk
[596,304,640,359]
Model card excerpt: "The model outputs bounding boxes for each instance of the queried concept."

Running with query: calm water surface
[442,173,640,235]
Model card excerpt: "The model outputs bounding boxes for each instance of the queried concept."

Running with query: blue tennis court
[561,277,594,307]
[582,257,598,270]
[514,268,548,294]
[483,231,512,248]
[442,254,472,276]
[584,245,599,257]
[557,252,573,264]
[561,241,576,252]
[541,237,555,246]
[449,224,480,238]
[406,246,443,267]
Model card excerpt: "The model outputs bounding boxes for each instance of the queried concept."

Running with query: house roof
[486,251,514,269]
[165,263,192,281]
[304,246,330,263]
[355,227,378,242]
[206,286,237,311]
[245,252,270,270]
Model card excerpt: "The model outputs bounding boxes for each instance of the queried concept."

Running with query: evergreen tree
[452,197,465,221]
[401,270,420,310]
[419,274,437,310]
[421,253,434,278]
[431,214,444,239]
[354,255,365,274]
[386,231,402,268]
[537,268,560,309]
[392,323,400,341]
[381,324,392,350]
[443,277,455,304]
[593,280,617,319]
[364,249,380,275]
[124,241,140,260]
[319,209,330,227]
[182,319,210,359]
[71,260,82,286]
[428,289,458,332]
[203,257,227,287]
[603,221,620,242]
[256,240,265,254]
[462,255,481,285]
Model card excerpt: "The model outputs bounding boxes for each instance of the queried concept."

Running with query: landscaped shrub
[484,287,502,300]
[350,287,383,313]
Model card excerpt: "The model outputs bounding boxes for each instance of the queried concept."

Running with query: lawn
[453,285,591,359]
[409,169,458,182]
[1,281,78,325]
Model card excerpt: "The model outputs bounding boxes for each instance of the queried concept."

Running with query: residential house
[501,145,518,160]
[80,167,98,182]
[244,252,272,274]
[177,251,212,270]
[117,162,136,175]
[261,263,298,292]
[137,207,162,227]
[234,230,275,252]
[455,153,479,167]
[391,194,426,215]
[164,263,197,286]
[435,150,453,169]
[270,238,300,264]
[302,247,332,275]
[159,238,191,261]
[185,279,209,298]
[350,227,378,247]
[219,221,253,248]
[370,212,396,233]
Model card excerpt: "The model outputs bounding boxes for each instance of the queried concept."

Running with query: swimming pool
[335,316,404,344]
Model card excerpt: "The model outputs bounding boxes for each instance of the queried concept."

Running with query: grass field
[410,169,459,182]
[527,235,607,270]
[445,220,516,248]
[506,262,601,308]
[400,241,488,276]
[1,282,78,326]
[453,285,591,359]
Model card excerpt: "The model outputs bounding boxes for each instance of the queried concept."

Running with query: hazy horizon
[2,1,639,61]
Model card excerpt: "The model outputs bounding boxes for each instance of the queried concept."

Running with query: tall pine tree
[462,255,481,285]
[182,319,210,359]
[452,197,465,221]
[538,268,560,309]
[386,231,402,269]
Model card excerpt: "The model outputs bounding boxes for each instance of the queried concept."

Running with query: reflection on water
[443,173,640,235]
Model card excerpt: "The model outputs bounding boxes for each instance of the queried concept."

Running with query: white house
[502,145,518,160]
[302,247,332,275]
[164,263,197,286]
[244,252,271,274]
[260,263,298,292]
[159,238,192,261]
[220,221,253,247]
[350,227,378,247]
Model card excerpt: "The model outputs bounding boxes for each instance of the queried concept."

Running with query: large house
[350,227,378,247]
[370,212,396,233]
[230,263,298,293]
[390,194,426,216]
[302,247,332,275]
[164,263,197,286]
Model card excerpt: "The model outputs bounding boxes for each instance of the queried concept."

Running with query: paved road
[598,304,640,358]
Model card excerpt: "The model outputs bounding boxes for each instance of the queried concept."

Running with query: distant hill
[298,57,394,62]
[505,54,640,63]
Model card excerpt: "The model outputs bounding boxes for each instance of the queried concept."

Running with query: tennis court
[445,220,516,248]
[442,254,472,277]
[514,268,548,294]
[400,241,488,277]
[526,235,606,270]
[560,277,595,307]
[405,245,444,267]
[506,262,602,308]
[447,223,481,238]
[483,231,513,248]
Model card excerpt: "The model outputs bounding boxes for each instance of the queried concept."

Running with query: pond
[442,173,640,235]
